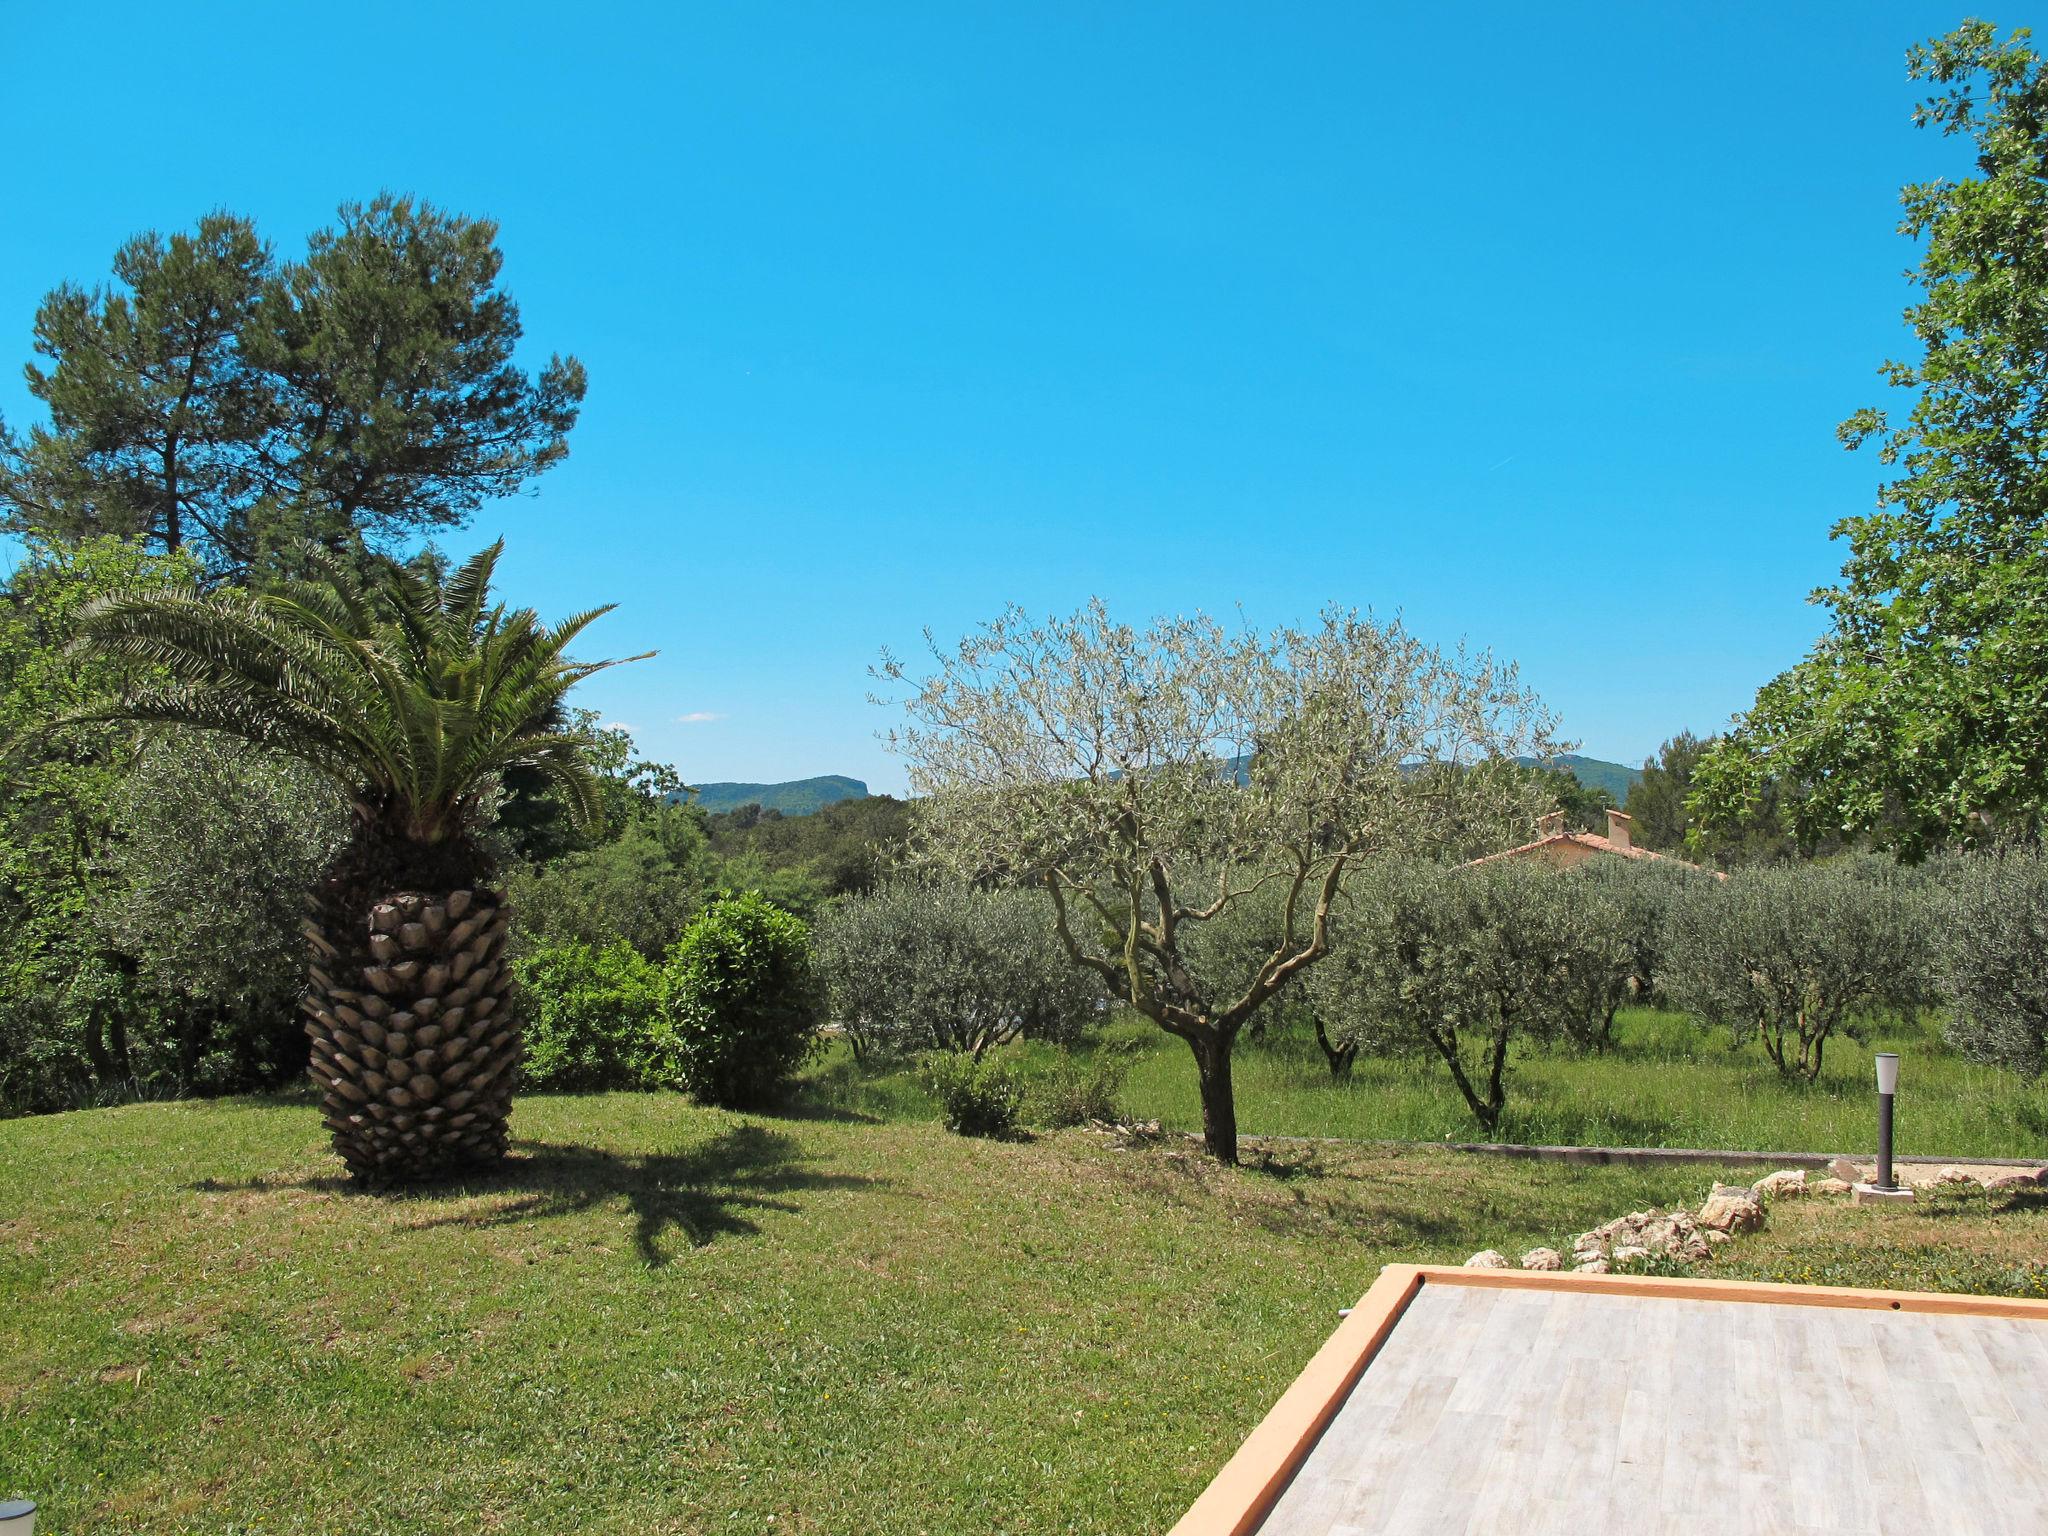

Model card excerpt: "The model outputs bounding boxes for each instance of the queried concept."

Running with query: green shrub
[660,893,820,1107]
[514,940,666,1092]
[506,818,718,962]
[1027,1049,1132,1128]
[921,1051,1026,1137]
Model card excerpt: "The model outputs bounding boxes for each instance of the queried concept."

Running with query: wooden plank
[1170,1266,2048,1536]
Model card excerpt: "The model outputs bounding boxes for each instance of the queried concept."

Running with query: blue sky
[0,3,1984,795]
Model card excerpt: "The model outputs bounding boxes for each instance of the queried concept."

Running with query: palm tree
[71,541,646,1181]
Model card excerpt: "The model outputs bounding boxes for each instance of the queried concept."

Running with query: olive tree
[882,602,1556,1162]
[1661,857,1930,1080]
[103,731,348,1085]
[1934,847,2048,1076]
[1309,859,1623,1131]
[1562,859,1701,1051]
[811,880,1101,1059]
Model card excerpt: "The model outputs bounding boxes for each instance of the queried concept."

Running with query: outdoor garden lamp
[1874,1053,1899,1191]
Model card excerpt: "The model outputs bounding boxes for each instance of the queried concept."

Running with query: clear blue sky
[0,3,1984,795]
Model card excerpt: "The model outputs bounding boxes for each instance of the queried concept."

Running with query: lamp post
[1874,1053,1899,1192]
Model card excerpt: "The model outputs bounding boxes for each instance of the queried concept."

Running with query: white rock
[1520,1247,1563,1271]
[1931,1166,1978,1187]
[1612,1244,1651,1264]
[1698,1191,1766,1234]
[1984,1172,2040,1192]
[1464,1249,1511,1269]
[1573,1257,1611,1274]
[1751,1169,1808,1200]
[1704,1229,1731,1246]
[1828,1157,1866,1184]
[1812,1177,1853,1196]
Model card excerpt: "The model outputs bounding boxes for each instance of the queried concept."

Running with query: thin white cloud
[603,720,640,733]
[676,711,727,724]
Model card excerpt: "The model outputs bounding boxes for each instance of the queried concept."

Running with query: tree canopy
[884,600,1557,1161]
[1693,24,2048,856]
[0,197,585,583]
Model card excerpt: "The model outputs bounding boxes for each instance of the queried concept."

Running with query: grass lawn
[5,1094,1777,1535]
[809,1007,2048,1158]
[7,1060,2047,1533]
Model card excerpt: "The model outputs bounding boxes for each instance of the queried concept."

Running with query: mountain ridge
[688,775,871,816]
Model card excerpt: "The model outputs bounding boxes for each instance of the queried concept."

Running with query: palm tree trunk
[302,884,518,1181]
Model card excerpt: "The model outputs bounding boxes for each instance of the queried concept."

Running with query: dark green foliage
[811,881,1100,1059]
[69,539,639,871]
[513,941,667,1092]
[921,1051,1026,1136]
[249,196,585,557]
[497,712,695,867]
[1695,24,2048,856]
[1518,760,1619,830]
[509,817,719,961]
[691,776,869,816]
[1529,753,1642,805]
[0,198,585,582]
[1933,848,2048,1076]
[1661,858,1933,1080]
[706,793,910,904]
[1026,1048,1132,1128]
[1626,733,1707,853]
[660,894,820,1108]
[101,732,347,1088]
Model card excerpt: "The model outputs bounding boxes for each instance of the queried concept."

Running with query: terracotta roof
[1462,829,1723,875]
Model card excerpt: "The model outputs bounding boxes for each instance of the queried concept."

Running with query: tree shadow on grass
[192,1124,879,1265]
[409,1125,879,1264]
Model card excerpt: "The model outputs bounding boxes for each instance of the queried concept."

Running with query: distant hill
[688,775,871,816]
[1520,753,1643,804]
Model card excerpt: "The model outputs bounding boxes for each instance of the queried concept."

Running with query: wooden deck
[1170,1267,2048,1536]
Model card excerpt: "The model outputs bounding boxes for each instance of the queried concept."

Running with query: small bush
[660,893,820,1108]
[1028,1049,1132,1128]
[922,1052,1026,1137]
[514,940,666,1092]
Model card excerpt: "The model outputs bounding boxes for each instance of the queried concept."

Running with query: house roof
[1461,828,1722,875]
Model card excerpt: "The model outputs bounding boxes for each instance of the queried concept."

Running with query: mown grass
[4,1095,1761,1535]
[808,1007,2048,1157]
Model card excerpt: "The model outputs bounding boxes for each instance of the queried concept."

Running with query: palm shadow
[407,1125,878,1264]
[192,1123,878,1265]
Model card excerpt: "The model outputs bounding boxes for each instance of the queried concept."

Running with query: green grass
[809,1008,2048,1158]
[1719,1179,2048,1298]
[5,1094,1774,1535]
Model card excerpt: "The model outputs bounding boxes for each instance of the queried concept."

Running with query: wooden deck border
[1164,1264,2048,1536]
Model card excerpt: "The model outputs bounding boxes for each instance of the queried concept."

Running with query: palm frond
[66,544,650,846]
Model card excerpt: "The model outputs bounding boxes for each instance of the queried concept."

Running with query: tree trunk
[1190,1033,1239,1165]
[1314,1014,1357,1079]
[303,881,518,1183]
[1423,1021,1501,1134]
